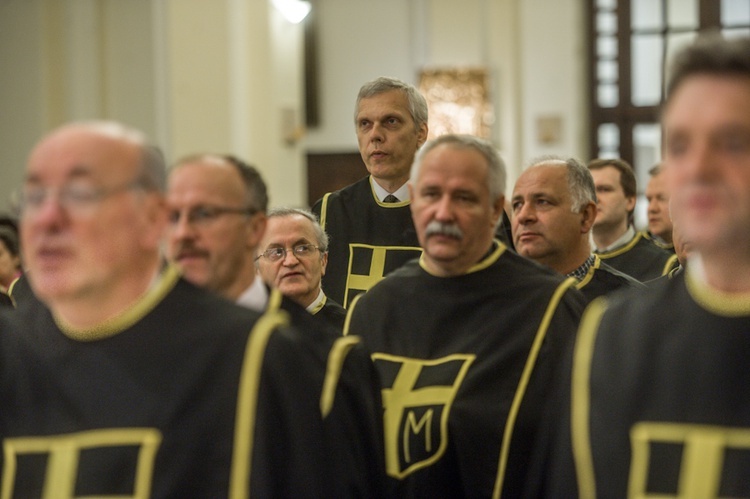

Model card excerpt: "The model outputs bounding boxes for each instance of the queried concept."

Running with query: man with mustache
[511,156,643,302]
[312,77,427,308]
[166,154,269,310]
[347,134,586,497]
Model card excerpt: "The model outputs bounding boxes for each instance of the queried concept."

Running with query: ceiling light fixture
[272,0,312,24]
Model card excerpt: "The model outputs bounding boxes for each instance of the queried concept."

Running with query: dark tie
[383,194,399,203]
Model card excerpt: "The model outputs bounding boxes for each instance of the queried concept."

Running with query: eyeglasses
[168,205,257,227]
[255,243,320,262]
[18,181,143,217]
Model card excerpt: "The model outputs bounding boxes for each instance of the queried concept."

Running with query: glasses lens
[266,248,285,262]
[294,244,314,257]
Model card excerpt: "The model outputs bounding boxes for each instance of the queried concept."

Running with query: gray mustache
[425,221,464,240]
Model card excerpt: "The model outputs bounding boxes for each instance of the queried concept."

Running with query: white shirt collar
[306,288,326,314]
[596,225,636,252]
[370,176,410,202]
[235,277,268,312]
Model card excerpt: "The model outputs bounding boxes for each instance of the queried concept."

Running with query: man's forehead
[519,163,566,184]
[168,162,244,198]
[357,90,409,114]
[647,173,666,188]
[27,130,136,183]
[421,144,488,175]
[514,174,567,199]
[265,215,315,240]
[591,166,620,183]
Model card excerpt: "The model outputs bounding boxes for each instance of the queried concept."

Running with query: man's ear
[491,195,505,228]
[581,201,597,233]
[141,193,168,250]
[625,195,637,213]
[320,252,328,277]
[245,213,267,249]
[416,123,428,148]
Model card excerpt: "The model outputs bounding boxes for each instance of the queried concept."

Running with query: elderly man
[312,76,427,307]
[511,156,643,302]
[542,35,750,496]
[347,134,585,497]
[256,207,346,330]
[588,158,676,280]
[643,163,675,251]
[0,122,384,496]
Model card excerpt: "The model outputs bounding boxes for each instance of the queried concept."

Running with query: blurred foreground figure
[541,35,750,497]
[0,121,384,497]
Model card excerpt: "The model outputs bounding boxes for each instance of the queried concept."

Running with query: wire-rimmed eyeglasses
[255,243,320,262]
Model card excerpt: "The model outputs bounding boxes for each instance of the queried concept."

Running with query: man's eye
[723,135,750,153]
[22,188,46,207]
[192,208,216,221]
[65,185,97,203]
[296,244,314,255]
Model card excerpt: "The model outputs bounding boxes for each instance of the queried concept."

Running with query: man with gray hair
[511,156,643,302]
[256,207,346,330]
[312,76,428,308]
[347,134,585,497]
[0,121,385,496]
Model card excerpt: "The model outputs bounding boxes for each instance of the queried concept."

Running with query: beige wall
[0,0,586,210]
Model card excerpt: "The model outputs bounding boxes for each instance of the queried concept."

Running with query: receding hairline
[263,207,329,252]
[30,121,166,191]
[45,121,147,148]
[167,156,248,195]
[171,154,233,170]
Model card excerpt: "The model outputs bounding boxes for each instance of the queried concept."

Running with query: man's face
[356,90,427,188]
[511,164,591,271]
[645,171,673,241]
[663,74,750,255]
[165,161,265,300]
[590,166,635,229]
[409,144,503,276]
[21,127,163,305]
[256,214,327,308]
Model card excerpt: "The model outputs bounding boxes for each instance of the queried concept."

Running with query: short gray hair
[266,207,329,253]
[527,155,596,212]
[410,134,506,201]
[355,76,428,131]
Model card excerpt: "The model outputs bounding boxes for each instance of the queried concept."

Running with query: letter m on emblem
[372,353,474,478]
